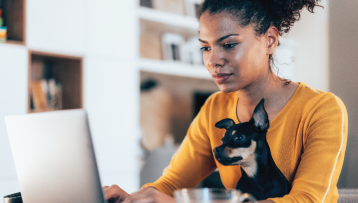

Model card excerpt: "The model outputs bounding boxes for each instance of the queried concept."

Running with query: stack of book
[161,32,203,66]
[30,60,62,112]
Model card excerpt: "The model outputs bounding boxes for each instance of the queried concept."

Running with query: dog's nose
[214,148,222,153]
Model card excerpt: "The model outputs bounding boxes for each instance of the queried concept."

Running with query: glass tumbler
[174,188,256,203]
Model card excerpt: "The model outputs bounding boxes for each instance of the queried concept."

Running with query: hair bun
[199,0,323,35]
[270,0,323,34]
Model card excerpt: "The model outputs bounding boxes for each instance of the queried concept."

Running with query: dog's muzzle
[214,146,243,165]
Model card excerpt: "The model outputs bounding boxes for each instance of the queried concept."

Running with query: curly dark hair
[198,0,323,36]
[198,0,323,84]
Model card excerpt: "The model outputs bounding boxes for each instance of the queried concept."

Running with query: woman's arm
[141,115,217,195]
[104,95,219,202]
[269,94,348,203]
[141,94,219,196]
[105,186,274,203]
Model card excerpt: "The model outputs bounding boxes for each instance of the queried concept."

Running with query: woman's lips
[212,73,233,84]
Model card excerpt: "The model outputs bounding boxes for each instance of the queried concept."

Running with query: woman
[105,0,348,202]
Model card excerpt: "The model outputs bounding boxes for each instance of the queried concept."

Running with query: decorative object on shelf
[30,59,63,112]
[140,79,173,152]
[162,33,203,65]
[0,7,3,27]
[140,27,162,60]
[152,0,185,15]
[185,0,202,18]
[29,52,83,113]
[31,79,63,112]
[140,0,152,8]
[0,26,6,42]
[182,36,204,65]
[162,32,185,62]
[31,80,48,112]
[44,78,63,111]
[0,5,6,43]
[0,0,25,43]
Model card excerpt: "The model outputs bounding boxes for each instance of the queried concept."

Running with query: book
[47,79,62,111]
[161,32,185,62]
[31,81,48,112]
[181,36,204,65]
[30,59,63,112]
[31,79,63,112]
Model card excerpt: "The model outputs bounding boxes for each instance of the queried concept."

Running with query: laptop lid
[5,109,106,203]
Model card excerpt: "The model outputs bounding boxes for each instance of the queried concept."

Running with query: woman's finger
[123,187,175,203]
[104,184,129,203]
[123,196,155,203]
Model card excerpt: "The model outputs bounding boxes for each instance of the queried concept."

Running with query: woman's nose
[206,49,225,68]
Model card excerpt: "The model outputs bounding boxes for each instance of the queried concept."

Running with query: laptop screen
[5,109,106,203]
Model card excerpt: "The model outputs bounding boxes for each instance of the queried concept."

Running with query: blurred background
[0,0,357,197]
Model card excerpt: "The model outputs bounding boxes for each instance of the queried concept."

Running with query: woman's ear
[266,26,279,55]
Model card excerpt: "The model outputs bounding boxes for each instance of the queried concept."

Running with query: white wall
[27,0,86,56]
[84,0,140,193]
[277,0,358,188]
[280,0,329,92]
[0,44,28,197]
[329,0,358,188]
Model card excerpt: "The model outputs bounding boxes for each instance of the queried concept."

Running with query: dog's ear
[250,99,269,132]
[215,118,235,130]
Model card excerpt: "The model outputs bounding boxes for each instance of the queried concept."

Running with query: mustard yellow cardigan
[143,83,348,203]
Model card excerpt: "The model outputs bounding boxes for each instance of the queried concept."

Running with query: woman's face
[199,12,271,93]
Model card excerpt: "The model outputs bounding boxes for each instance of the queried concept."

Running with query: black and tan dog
[213,99,291,200]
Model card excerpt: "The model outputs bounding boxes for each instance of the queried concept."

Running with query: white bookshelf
[137,6,210,80]
[138,7,199,30]
[138,58,211,79]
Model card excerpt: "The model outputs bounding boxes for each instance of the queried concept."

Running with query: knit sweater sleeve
[269,93,348,203]
[141,95,217,196]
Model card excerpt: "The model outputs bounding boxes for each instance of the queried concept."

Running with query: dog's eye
[235,134,245,141]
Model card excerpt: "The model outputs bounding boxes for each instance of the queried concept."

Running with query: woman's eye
[200,47,210,51]
[224,43,237,49]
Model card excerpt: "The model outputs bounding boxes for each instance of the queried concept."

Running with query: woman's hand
[123,187,175,203]
[103,185,130,203]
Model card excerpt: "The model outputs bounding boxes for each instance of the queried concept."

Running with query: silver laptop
[5,109,107,203]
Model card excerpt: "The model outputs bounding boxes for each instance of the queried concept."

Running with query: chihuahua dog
[213,99,291,200]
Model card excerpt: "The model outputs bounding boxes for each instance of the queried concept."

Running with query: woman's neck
[236,72,298,122]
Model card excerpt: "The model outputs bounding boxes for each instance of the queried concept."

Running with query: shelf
[138,58,211,80]
[28,51,83,113]
[1,0,26,44]
[4,39,25,45]
[138,7,199,30]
